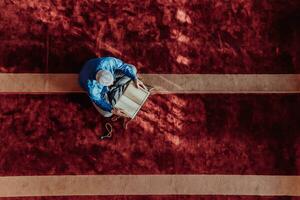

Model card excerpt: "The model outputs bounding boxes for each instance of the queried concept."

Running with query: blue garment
[79,57,137,112]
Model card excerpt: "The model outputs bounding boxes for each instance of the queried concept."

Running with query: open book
[114,81,150,119]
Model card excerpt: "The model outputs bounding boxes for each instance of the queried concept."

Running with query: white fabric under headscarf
[96,70,114,86]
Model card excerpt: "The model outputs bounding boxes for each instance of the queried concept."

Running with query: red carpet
[1,0,300,198]
[1,0,300,73]
[0,94,299,176]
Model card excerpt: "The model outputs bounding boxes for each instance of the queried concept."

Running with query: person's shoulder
[99,57,124,68]
[87,79,101,88]
[101,56,118,59]
[87,80,105,95]
[101,56,122,62]
[85,57,120,63]
[84,57,114,70]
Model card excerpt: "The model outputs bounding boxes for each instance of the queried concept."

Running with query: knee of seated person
[102,112,113,118]
[131,65,137,74]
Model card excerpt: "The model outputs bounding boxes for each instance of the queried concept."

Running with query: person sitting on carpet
[79,57,147,118]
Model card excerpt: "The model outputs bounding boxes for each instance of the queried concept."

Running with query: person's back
[79,58,101,90]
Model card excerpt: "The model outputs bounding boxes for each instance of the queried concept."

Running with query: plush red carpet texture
[0,94,299,176]
[1,1,300,199]
[1,0,300,73]
[0,196,298,200]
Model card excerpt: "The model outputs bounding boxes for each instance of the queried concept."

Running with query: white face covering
[96,70,114,86]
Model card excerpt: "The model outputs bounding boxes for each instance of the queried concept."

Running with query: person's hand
[112,108,129,118]
[134,79,147,90]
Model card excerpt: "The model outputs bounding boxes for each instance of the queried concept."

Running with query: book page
[124,83,150,105]
[115,95,140,118]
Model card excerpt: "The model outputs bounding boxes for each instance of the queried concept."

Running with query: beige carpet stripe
[0,175,300,197]
[0,73,299,93]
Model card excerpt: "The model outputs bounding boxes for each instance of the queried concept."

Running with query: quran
[114,81,150,119]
